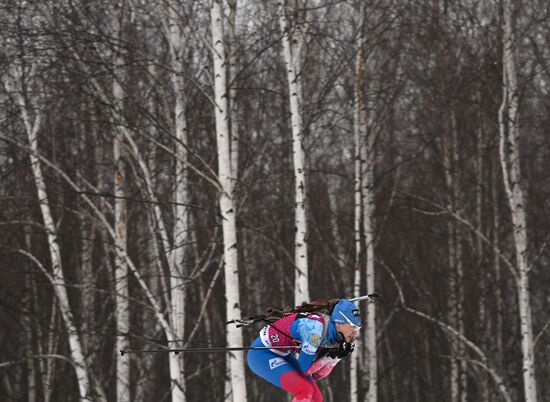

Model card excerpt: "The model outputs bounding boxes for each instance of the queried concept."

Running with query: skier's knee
[291,385,313,402]
[280,372,313,400]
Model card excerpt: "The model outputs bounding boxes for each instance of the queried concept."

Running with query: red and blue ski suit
[246,313,341,402]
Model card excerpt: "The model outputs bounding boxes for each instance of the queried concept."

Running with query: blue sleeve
[290,318,324,374]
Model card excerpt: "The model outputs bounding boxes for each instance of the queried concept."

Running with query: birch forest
[2,0,550,401]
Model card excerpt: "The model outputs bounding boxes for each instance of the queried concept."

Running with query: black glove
[327,341,355,359]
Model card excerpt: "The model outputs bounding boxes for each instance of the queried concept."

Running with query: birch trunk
[80,219,95,357]
[41,298,58,402]
[167,3,188,400]
[114,69,187,402]
[7,43,178,401]
[211,1,247,400]
[500,1,537,400]
[351,5,365,397]
[113,120,130,402]
[24,273,36,402]
[278,0,309,304]
[112,3,130,400]
[351,113,363,402]
[79,108,106,401]
[135,217,162,402]
[492,167,503,372]
[10,77,91,401]
[362,111,377,402]
[355,5,378,398]
[444,112,466,402]
[228,0,239,178]
[106,9,189,399]
[476,116,491,402]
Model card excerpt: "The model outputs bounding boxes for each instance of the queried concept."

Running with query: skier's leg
[279,371,314,402]
[309,378,323,402]
[246,338,296,388]
[247,338,314,401]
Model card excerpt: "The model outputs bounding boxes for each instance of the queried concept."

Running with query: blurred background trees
[1,0,550,401]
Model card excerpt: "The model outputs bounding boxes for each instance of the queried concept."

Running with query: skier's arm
[291,319,324,374]
[306,341,354,380]
[305,355,335,376]
[311,357,340,380]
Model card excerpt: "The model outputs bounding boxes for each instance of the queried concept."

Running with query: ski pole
[120,345,304,356]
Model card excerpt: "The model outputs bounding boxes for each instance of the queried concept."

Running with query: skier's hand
[327,341,354,359]
[338,341,354,358]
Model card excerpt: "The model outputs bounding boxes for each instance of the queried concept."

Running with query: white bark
[42,298,58,402]
[354,6,378,399]
[227,4,239,399]
[113,126,130,402]
[24,274,37,402]
[351,117,362,402]
[167,2,188,399]
[79,107,108,402]
[7,72,91,401]
[492,170,503,369]
[500,1,537,401]
[25,122,175,337]
[112,3,131,399]
[7,61,179,400]
[351,6,365,398]
[80,219,95,357]
[29,20,209,402]
[362,112,377,402]
[444,112,466,402]
[116,109,187,361]
[228,0,240,178]
[278,0,309,304]
[210,1,247,401]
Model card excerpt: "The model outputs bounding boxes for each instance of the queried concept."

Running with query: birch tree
[351,4,366,400]
[4,65,92,401]
[111,2,131,400]
[2,1,550,400]
[362,70,378,402]
[228,0,240,178]
[33,4,189,398]
[166,1,189,399]
[499,0,538,400]
[23,272,37,402]
[354,3,379,399]
[278,0,309,304]
[443,112,466,402]
[210,1,247,400]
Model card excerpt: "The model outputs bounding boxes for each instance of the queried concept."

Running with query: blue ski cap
[331,299,361,327]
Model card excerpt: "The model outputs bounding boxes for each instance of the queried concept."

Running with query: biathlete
[246,299,361,402]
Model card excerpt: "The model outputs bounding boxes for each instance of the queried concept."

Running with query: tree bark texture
[500,1,537,400]
[278,0,309,304]
[211,1,248,400]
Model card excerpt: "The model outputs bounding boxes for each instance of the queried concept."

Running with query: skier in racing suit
[246,299,360,402]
